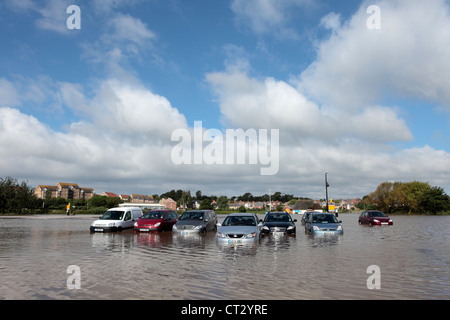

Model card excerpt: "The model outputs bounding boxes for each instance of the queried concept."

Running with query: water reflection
[307,234,344,247]
[0,214,449,299]
[216,242,258,255]
[90,231,134,253]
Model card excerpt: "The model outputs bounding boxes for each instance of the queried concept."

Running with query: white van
[90,207,143,232]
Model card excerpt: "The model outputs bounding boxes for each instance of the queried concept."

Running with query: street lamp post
[325,172,329,213]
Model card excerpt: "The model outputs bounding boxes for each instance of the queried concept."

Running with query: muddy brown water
[0,213,448,299]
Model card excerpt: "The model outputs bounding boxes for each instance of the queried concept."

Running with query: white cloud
[81,13,158,78]
[230,0,313,39]
[34,0,72,34]
[85,79,188,139]
[206,69,412,143]
[0,78,21,106]
[104,13,156,54]
[0,76,190,192]
[299,0,450,111]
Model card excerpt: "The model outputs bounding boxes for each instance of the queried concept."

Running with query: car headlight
[134,222,138,227]
[108,223,115,227]
[217,232,225,238]
[154,222,161,227]
[337,226,342,230]
[173,225,178,230]
[287,226,294,230]
[313,226,320,231]
[263,226,269,230]
[389,219,393,222]
[194,225,202,230]
[373,219,379,223]
[245,232,256,238]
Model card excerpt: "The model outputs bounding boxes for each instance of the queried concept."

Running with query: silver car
[216,213,263,245]
[172,210,217,234]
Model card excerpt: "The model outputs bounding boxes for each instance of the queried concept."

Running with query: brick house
[34,185,59,199]
[131,194,155,203]
[34,182,94,200]
[160,198,177,210]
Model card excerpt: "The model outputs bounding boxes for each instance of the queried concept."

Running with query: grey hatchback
[172,210,217,234]
[304,212,343,236]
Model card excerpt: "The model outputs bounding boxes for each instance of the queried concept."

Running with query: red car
[134,210,178,232]
[358,210,393,225]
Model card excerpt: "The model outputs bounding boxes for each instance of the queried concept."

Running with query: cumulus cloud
[299,0,450,111]
[0,77,190,192]
[0,78,21,106]
[206,69,412,143]
[230,0,313,39]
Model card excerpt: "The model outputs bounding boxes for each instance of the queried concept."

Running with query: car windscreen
[312,214,338,224]
[180,211,204,220]
[100,210,124,220]
[265,213,291,222]
[369,211,386,217]
[223,216,256,226]
[142,211,165,219]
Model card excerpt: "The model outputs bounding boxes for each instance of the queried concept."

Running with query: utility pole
[324,172,329,213]
[269,189,272,212]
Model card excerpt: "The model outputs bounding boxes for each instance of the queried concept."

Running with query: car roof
[227,212,255,216]
[267,211,289,214]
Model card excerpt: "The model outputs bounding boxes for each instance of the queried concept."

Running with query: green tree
[239,192,253,202]
[368,182,395,213]
[87,195,121,209]
[367,181,449,214]
[217,196,229,210]
[180,190,193,209]
[420,186,450,214]
[199,199,213,210]
[0,177,39,214]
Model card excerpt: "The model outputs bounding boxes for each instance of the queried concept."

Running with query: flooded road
[0,213,449,300]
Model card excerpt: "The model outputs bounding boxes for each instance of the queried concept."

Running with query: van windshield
[100,210,125,220]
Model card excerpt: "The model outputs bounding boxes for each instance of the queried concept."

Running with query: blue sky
[1,0,449,198]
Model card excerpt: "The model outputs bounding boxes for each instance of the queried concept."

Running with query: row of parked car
[89,208,297,243]
[89,207,392,242]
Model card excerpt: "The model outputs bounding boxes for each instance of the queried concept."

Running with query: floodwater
[0,213,449,300]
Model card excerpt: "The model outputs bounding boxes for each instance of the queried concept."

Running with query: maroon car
[358,210,393,225]
[134,210,178,232]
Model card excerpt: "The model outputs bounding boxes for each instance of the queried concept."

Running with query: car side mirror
[339,220,342,223]
[293,219,297,222]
